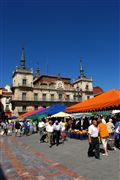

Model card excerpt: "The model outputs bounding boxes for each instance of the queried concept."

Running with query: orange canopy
[66,89,120,113]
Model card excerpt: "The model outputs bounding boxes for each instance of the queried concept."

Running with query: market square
[0,0,119,180]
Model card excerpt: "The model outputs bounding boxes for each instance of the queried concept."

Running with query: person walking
[98,118,109,156]
[46,121,54,148]
[45,118,49,143]
[15,121,21,137]
[2,121,8,136]
[88,119,100,159]
[106,118,114,137]
[38,119,45,143]
[26,120,30,136]
[114,120,120,149]
[53,121,61,146]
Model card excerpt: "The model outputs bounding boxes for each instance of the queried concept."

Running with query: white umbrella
[51,112,73,118]
[112,110,120,114]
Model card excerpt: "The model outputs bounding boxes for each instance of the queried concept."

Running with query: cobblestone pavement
[0,135,85,180]
[0,133,120,180]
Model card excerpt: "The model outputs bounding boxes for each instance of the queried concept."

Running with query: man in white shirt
[88,120,100,159]
[46,121,54,148]
[53,121,62,146]
[38,120,45,143]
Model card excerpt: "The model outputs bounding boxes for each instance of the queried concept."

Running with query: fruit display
[69,129,88,140]
[71,129,88,135]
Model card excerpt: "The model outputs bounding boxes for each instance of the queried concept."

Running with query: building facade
[0,85,13,118]
[12,48,93,116]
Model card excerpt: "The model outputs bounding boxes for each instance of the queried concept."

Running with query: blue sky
[0,0,119,91]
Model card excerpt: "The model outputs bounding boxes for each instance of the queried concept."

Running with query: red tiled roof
[2,92,12,96]
[33,75,71,85]
[0,88,12,97]
[93,86,104,96]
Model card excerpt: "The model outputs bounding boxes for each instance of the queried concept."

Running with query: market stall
[19,107,45,118]
[69,129,88,140]
[66,89,120,113]
[36,104,67,116]
[51,112,73,118]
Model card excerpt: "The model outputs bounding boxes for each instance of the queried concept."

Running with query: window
[34,93,38,101]
[73,95,76,101]
[86,85,89,91]
[22,79,26,85]
[51,94,54,101]
[34,106,38,110]
[22,92,26,101]
[42,94,46,101]
[22,106,26,112]
[78,96,82,101]
[87,96,90,99]
[59,94,62,100]
[66,95,70,101]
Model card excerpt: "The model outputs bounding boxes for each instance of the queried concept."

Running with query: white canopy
[112,110,120,114]
[51,112,73,118]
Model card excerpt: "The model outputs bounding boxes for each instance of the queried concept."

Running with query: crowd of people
[0,119,37,137]
[38,118,68,147]
[0,113,120,154]
[88,115,120,160]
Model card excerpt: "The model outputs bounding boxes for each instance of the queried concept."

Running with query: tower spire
[36,67,40,77]
[21,48,25,69]
[80,58,84,78]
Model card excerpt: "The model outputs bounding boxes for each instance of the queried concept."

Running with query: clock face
[58,82,62,88]
[56,81,64,89]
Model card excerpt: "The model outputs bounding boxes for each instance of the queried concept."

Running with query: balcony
[34,85,74,91]
[41,98,79,102]
[12,97,80,102]
[84,89,93,94]
[12,83,33,88]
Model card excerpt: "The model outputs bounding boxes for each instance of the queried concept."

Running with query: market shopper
[53,121,61,146]
[98,118,109,156]
[38,119,45,143]
[114,120,120,149]
[15,121,21,137]
[2,121,8,136]
[46,121,54,148]
[88,120,100,159]
[26,120,30,135]
[45,118,49,143]
[106,119,114,136]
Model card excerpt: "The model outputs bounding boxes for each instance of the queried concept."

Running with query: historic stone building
[11,48,93,116]
[0,85,12,118]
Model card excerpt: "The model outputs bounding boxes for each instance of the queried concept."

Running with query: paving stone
[1,134,119,180]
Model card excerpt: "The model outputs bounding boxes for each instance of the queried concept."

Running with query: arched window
[86,84,89,90]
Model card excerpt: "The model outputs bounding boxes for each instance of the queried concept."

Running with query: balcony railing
[12,97,80,102]
[84,88,93,92]
[34,85,74,91]
[12,83,33,87]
